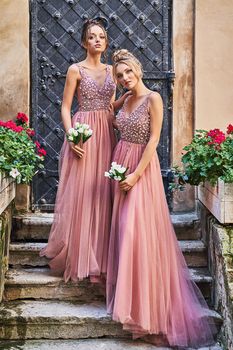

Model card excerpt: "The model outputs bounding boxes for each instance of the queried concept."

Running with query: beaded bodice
[116,95,151,145]
[77,65,115,111]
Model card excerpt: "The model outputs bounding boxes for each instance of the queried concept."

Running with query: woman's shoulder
[148,91,163,105]
[66,63,82,79]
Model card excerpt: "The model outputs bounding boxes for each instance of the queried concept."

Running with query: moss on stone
[0,205,13,302]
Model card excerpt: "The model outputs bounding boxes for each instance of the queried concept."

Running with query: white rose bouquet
[66,122,93,144]
[105,162,128,182]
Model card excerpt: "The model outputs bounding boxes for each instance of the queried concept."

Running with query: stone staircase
[0,213,223,349]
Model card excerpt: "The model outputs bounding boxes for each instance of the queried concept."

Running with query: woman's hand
[119,172,140,192]
[69,142,85,158]
[108,103,115,114]
[123,90,133,100]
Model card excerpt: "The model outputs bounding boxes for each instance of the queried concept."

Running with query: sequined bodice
[77,65,115,111]
[116,96,151,145]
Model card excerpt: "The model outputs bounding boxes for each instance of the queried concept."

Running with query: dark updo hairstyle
[81,17,109,53]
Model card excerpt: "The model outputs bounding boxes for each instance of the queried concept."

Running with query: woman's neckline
[123,92,153,118]
[78,64,109,90]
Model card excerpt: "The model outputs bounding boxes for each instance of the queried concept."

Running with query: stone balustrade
[199,202,233,350]
[0,173,15,301]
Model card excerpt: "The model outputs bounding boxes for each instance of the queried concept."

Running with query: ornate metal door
[31,0,173,211]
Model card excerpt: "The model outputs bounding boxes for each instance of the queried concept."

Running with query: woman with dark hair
[41,18,126,283]
[106,49,215,348]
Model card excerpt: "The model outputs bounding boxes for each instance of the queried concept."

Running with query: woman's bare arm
[61,65,85,158]
[61,65,80,133]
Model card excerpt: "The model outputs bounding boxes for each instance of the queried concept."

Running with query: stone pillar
[172,0,195,212]
[0,0,30,211]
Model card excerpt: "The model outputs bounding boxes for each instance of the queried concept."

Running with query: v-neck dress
[106,95,215,347]
[40,65,116,282]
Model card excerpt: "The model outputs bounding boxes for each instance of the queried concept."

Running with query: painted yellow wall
[195,0,233,131]
[0,0,29,120]
[0,0,30,210]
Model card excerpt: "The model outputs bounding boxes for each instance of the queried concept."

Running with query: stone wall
[199,203,233,349]
[0,175,15,302]
[0,206,13,302]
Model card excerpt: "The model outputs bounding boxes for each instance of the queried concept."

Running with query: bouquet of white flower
[66,122,93,144]
[105,162,128,182]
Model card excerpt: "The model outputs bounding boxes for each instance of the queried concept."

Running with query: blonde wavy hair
[112,49,143,82]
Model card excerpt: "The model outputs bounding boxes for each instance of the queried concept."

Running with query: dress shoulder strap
[76,64,85,76]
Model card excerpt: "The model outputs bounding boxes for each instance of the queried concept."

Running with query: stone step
[9,240,207,268]
[4,268,105,302]
[12,212,201,242]
[0,300,222,341]
[9,242,48,267]
[4,267,212,302]
[0,339,223,350]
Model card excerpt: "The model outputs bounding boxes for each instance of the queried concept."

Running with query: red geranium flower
[26,128,35,137]
[0,120,24,133]
[207,128,226,145]
[227,124,233,134]
[38,148,47,157]
[16,112,28,125]
[15,126,24,133]
[35,141,41,149]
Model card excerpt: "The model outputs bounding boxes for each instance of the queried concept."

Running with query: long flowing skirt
[40,109,116,282]
[106,140,215,348]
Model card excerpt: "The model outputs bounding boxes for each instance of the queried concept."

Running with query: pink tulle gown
[106,94,215,348]
[40,65,116,282]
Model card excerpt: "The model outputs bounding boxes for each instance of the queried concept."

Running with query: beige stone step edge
[3,267,212,302]
[12,212,201,241]
[0,300,222,341]
[9,240,206,252]
[0,338,223,350]
[9,241,208,268]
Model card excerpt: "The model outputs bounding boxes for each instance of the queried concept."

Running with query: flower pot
[198,179,233,223]
[15,183,30,212]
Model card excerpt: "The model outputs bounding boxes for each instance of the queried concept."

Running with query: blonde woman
[106,49,215,348]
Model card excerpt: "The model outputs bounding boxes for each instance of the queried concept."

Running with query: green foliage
[170,127,233,191]
[0,123,44,184]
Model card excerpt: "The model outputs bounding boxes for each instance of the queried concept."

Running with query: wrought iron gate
[31,0,173,211]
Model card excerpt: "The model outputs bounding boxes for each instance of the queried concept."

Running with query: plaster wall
[0,0,29,120]
[195,0,233,131]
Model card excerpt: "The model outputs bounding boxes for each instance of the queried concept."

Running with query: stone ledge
[4,268,105,302]
[0,205,13,302]
[9,240,207,268]
[4,267,212,302]
[0,300,222,340]
[12,212,201,241]
[199,203,233,349]
[0,339,223,350]
[0,174,15,215]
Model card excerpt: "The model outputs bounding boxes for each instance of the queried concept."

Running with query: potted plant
[170,124,233,223]
[0,113,46,185]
